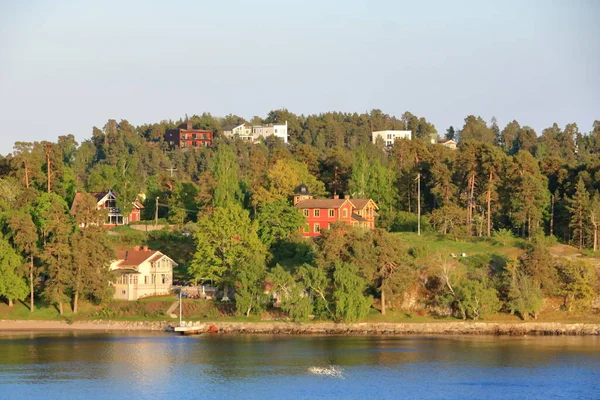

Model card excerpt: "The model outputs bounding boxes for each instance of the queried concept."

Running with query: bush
[492,229,514,246]
[390,211,431,233]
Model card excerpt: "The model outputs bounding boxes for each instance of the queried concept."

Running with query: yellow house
[110,246,177,300]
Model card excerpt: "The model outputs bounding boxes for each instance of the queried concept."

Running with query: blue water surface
[0,333,598,399]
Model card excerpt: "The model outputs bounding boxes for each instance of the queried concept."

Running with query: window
[328,223,333,229]
[314,209,320,217]
[314,223,320,233]
[329,209,335,217]
[122,290,126,295]
[303,209,309,217]
[192,133,197,139]
[343,208,348,218]
[144,276,148,284]
[202,134,207,139]
[161,274,166,284]
[151,274,156,284]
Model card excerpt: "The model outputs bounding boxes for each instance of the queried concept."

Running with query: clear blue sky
[1,0,598,155]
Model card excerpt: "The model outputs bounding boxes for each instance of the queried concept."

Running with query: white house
[253,121,288,144]
[110,246,177,300]
[223,123,253,141]
[372,130,411,147]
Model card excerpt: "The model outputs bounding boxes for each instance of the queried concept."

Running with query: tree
[508,151,549,238]
[8,213,39,312]
[459,115,495,144]
[189,205,267,300]
[368,229,413,315]
[505,259,544,320]
[72,192,107,227]
[566,178,591,249]
[257,198,306,247]
[332,262,372,322]
[70,227,115,313]
[445,126,455,141]
[556,260,596,311]
[591,191,600,252]
[0,236,28,307]
[268,265,312,321]
[211,145,242,208]
[41,220,73,315]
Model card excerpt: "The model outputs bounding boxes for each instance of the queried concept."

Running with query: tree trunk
[25,161,30,188]
[550,194,555,237]
[30,256,35,313]
[381,288,386,316]
[578,212,583,250]
[8,299,13,307]
[73,290,79,314]
[59,301,64,316]
[487,170,492,237]
[46,153,51,193]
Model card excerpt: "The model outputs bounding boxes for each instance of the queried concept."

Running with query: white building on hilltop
[223,121,289,144]
[253,121,288,144]
[372,130,411,147]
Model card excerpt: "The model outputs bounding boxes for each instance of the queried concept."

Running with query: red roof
[115,250,159,267]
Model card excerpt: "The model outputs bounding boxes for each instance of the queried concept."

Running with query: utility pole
[417,173,421,236]
[166,167,177,177]
[155,197,159,226]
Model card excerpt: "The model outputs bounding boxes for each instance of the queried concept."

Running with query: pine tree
[8,213,39,312]
[566,178,591,249]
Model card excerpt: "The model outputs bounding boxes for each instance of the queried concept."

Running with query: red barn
[165,121,213,149]
[293,184,378,237]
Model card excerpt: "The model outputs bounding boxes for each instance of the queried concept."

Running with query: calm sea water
[0,332,598,399]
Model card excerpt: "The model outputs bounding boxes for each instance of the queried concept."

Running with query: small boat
[308,366,344,377]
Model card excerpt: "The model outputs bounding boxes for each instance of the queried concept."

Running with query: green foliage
[332,263,372,322]
[0,236,28,305]
[556,260,597,311]
[492,228,515,246]
[211,145,242,208]
[453,280,501,320]
[268,265,312,321]
[506,262,544,320]
[257,198,306,247]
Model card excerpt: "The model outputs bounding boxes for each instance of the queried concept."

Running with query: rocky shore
[2,319,600,335]
[174,321,600,336]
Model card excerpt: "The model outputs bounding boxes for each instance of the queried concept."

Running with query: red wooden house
[293,184,378,237]
[165,121,213,149]
[70,190,144,228]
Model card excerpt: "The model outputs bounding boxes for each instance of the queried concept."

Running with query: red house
[165,121,213,149]
[70,190,144,227]
[293,184,378,237]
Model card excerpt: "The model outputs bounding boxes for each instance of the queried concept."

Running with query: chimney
[344,195,350,200]
[141,245,149,251]
[333,195,339,200]
[133,246,140,251]
[186,121,193,130]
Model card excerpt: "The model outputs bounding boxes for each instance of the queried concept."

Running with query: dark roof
[295,199,348,209]
[351,213,368,222]
[294,184,310,195]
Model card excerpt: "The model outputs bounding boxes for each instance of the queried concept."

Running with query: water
[0,332,599,399]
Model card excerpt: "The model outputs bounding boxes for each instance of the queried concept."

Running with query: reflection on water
[0,333,599,399]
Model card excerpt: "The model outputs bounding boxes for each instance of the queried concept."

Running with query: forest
[0,109,599,322]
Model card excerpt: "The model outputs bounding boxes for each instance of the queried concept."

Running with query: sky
[0,0,599,155]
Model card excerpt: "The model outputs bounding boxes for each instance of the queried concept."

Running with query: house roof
[349,199,379,210]
[351,213,368,222]
[295,198,349,209]
[113,249,178,268]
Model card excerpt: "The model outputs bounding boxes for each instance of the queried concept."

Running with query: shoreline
[1,320,600,336]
